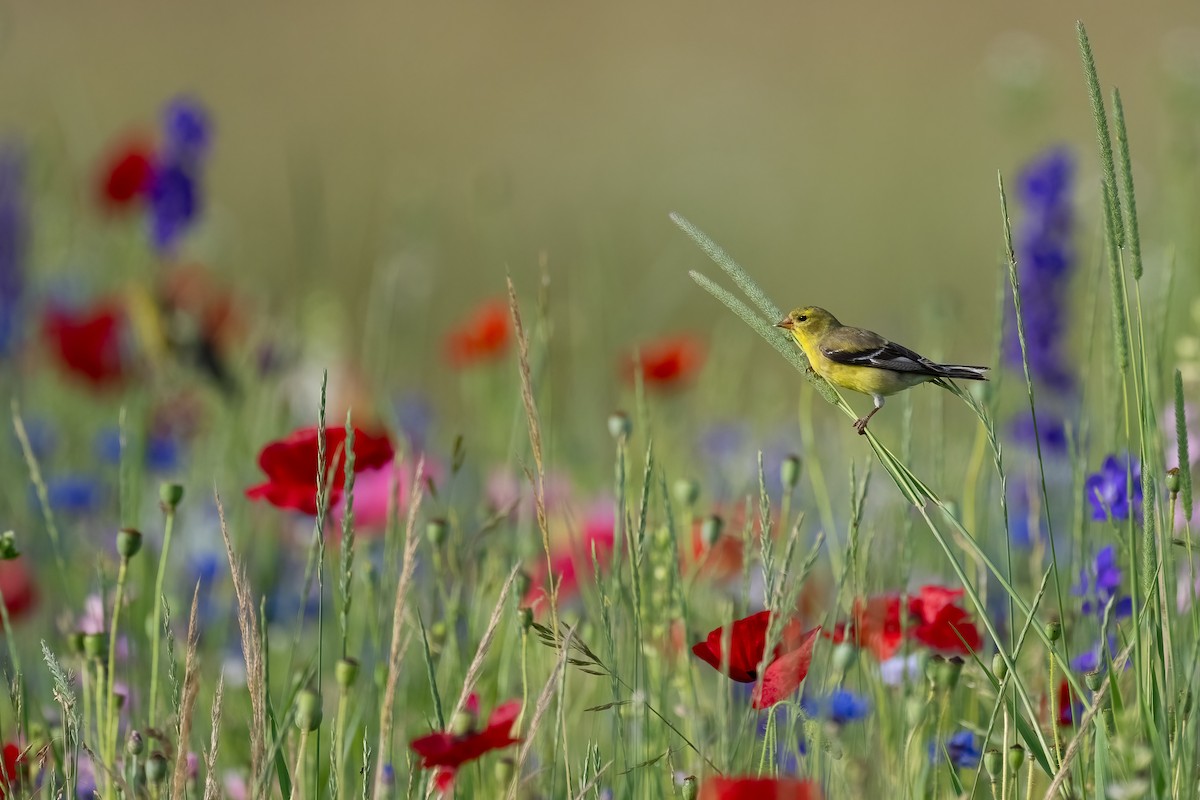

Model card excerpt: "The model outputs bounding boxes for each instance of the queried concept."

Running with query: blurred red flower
[0,741,25,797]
[523,503,615,613]
[699,776,821,800]
[43,302,128,388]
[0,559,36,621]
[1056,679,1077,727]
[98,139,154,211]
[831,585,981,660]
[445,298,510,367]
[624,335,705,389]
[409,696,522,793]
[691,610,821,708]
[246,426,395,515]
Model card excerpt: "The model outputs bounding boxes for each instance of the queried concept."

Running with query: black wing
[819,327,947,376]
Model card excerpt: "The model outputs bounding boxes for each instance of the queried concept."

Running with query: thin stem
[106,557,130,788]
[149,505,177,727]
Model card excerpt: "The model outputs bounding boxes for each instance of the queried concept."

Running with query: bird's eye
[796,315,807,323]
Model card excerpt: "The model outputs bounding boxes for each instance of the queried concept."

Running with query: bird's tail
[935,364,989,381]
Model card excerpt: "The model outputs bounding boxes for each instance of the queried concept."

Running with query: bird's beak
[775,318,794,330]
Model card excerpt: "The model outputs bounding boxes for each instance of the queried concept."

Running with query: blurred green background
[1,2,1198,414]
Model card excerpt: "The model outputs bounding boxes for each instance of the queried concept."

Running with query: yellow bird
[775,306,988,435]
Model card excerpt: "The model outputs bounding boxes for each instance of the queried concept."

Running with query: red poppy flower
[699,776,821,800]
[523,503,615,613]
[409,698,522,793]
[1056,679,1077,727]
[831,585,981,660]
[98,139,155,211]
[43,302,128,388]
[445,299,510,367]
[0,560,36,622]
[0,742,25,797]
[246,426,395,515]
[624,335,705,389]
[692,611,821,708]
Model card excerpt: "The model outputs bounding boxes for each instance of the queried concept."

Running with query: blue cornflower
[1005,146,1075,397]
[1073,545,1132,621]
[0,143,27,358]
[41,475,103,515]
[148,161,200,253]
[1085,455,1142,522]
[800,689,871,725]
[1009,410,1067,454]
[95,427,184,473]
[1071,633,1123,673]
[14,416,57,461]
[929,730,981,769]
[162,95,212,161]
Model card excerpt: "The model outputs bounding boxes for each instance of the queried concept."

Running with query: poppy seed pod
[146,752,169,785]
[126,730,144,757]
[780,455,802,489]
[449,710,475,737]
[607,411,632,440]
[681,776,698,800]
[1085,669,1104,692]
[983,749,1003,781]
[1167,467,1181,496]
[0,531,18,560]
[1007,744,1026,773]
[493,757,515,784]
[425,518,448,547]
[700,514,724,547]
[160,482,185,509]
[992,653,1008,681]
[295,688,323,732]
[336,657,360,689]
[83,632,108,661]
[673,478,700,508]
[1045,620,1062,642]
[116,527,142,559]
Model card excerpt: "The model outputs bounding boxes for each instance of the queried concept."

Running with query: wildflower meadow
[1,11,1200,800]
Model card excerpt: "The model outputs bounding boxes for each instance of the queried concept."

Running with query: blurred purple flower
[1005,147,1076,455]
[163,95,212,161]
[148,161,200,253]
[1071,633,1125,673]
[929,730,980,769]
[40,474,104,515]
[0,143,28,358]
[1085,455,1142,522]
[95,427,184,473]
[1073,545,1132,621]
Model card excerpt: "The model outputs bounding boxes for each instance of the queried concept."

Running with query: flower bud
[336,657,360,689]
[1167,467,1181,496]
[295,688,322,732]
[0,531,18,560]
[700,514,724,548]
[517,607,534,632]
[449,710,475,737]
[607,411,632,440]
[1085,669,1104,692]
[925,655,944,689]
[681,775,698,800]
[83,632,108,660]
[1007,744,1025,773]
[430,621,448,650]
[832,642,858,674]
[493,757,515,784]
[983,748,1003,781]
[160,482,185,510]
[936,656,964,691]
[146,752,169,785]
[1044,620,1062,642]
[780,455,802,489]
[126,730,144,757]
[673,479,700,508]
[68,631,86,657]
[514,569,532,599]
[116,527,143,559]
[991,653,1008,681]
[425,518,448,547]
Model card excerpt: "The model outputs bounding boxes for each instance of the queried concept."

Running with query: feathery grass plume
[1111,89,1143,280]
[339,412,358,654]
[372,455,424,800]
[171,582,204,799]
[1177,371,1194,519]
[448,564,522,721]
[11,400,69,592]
[202,673,225,800]
[42,640,80,798]
[1076,21,1124,249]
[216,491,267,787]
[1101,183,1131,376]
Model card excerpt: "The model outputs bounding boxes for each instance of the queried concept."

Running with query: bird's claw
[805,365,815,375]
[852,418,869,436]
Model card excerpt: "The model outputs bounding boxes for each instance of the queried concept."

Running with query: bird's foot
[806,365,815,375]
[852,417,869,435]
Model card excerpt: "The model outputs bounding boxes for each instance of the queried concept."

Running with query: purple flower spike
[1085,455,1142,522]
[163,95,212,161]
